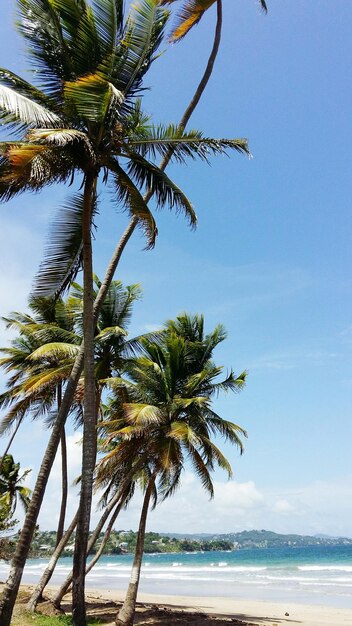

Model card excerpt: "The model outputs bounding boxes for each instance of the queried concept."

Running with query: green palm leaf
[32,192,97,298]
[64,74,124,125]
[112,0,169,96]
[129,126,251,162]
[124,150,197,227]
[17,0,72,93]
[109,159,158,248]
[92,0,124,53]
[123,403,164,426]
[29,342,80,361]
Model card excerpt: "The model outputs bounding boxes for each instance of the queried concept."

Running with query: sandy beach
[7,584,352,626]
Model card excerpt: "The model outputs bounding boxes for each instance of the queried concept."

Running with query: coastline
[7,584,352,626]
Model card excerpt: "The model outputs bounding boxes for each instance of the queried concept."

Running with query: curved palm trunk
[177,0,222,132]
[85,499,123,576]
[27,510,78,612]
[116,477,156,626]
[72,172,97,626]
[56,427,68,545]
[0,10,223,623]
[56,384,68,547]
[52,460,145,608]
[60,498,126,603]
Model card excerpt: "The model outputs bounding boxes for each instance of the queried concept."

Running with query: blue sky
[0,0,351,536]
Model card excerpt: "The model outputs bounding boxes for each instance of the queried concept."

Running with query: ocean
[1,544,351,608]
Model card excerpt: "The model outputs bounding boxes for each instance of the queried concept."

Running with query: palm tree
[0,296,81,544]
[0,4,249,623]
[97,314,247,625]
[0,455,31,518]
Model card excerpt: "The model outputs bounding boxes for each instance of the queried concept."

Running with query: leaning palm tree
[0,3,249,624]
[97,314,247,626]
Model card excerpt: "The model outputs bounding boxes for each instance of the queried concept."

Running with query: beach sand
[7,584,352,626]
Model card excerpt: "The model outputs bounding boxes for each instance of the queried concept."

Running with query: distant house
[39,545,51,551]
[119,542,129,548]
[65,544,75,552]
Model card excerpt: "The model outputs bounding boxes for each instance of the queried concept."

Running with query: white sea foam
[298,565,352,572]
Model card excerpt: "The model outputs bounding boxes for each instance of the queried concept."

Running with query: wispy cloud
[248,348,339,370]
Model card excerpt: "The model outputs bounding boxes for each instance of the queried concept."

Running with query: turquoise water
[1,544,352,607]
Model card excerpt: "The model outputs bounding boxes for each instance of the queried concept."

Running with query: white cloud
[13,444,352,540]
[272,498,296,515]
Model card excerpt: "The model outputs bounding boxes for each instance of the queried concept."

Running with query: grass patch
[30,617,73,626]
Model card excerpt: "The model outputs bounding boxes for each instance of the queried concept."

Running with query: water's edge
[1,544,351,608]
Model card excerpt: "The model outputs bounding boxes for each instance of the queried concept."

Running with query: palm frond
[204,438,233,477]
[67,2,103,76]
[123,403,163,426]
[0,84,61,127]
[162,0,267,42]
[92,0,124,53]
[0,144,76,202]
[64,74,124,125]
[16,0,74,93]
[32,192,97,298]
[112,0,169,97]
[211,370,247,395]
[0,68,56,110]
[29,342,79,361]
[168,420,201,446]
[205,410,247,452]
[161,0,213,41]
[124,150,197,228]
[187,443,214,498]
[129,126,251,162]
[109,158,158,248]
[28,129,95,159]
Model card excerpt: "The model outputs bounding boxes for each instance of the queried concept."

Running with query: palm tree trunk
[72,172,97,626]
[85,496,126,576]
[0,10,223,623]
[177,0,222,132]
[56,427,67,546]
[116,476,156,626]
[56,384,67,547]
[52,459,145,609]
[27,510,78,612]
[59,497,125,602]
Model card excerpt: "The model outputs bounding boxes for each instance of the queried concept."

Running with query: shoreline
[7,584,352,626]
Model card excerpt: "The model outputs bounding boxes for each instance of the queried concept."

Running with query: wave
[298,565,352,572]
[87,564,268,573]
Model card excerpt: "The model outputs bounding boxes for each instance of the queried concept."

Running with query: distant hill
[162,529,352,549]
[3,528,351,560]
